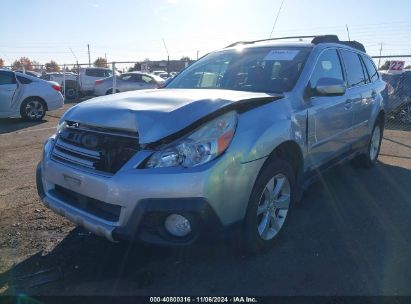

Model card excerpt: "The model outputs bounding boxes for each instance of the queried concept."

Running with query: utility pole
[346,24,351,41]
[162,38,170,75]
[378,42,383,69]
[69,47,80,100]
[197,50,199,60]
[87,44,91,67]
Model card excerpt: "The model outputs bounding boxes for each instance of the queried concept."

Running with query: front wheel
[20,98,46,121]
[243,159,295,254]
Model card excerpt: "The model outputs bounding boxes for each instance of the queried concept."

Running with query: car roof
[223,40,368,54]
[222,35,367,55]
[83,67,111,70]
[15,72,43,81]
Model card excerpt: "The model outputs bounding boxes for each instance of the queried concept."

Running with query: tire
[106,89,120,95]
[20,98,46,121]
[242,159,296,254]
[63,80,79,99]
[398,103,411,124]
[352,118,384,168]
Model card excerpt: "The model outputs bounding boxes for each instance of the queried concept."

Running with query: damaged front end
[52,121,140,174]
[53,90,284,174]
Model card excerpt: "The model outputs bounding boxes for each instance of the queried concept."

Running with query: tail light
[52,84,61,92]
[95,79,104,85]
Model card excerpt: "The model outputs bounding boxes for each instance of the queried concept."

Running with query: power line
[269,0,285,38]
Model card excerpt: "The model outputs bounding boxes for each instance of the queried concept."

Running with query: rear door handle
[371,91,377,101]
[344,99,353,109]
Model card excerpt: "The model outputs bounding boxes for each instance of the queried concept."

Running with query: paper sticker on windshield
[264,50,299,61]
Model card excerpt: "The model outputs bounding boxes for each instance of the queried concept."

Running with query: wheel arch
[376,109,385,127]
[254,140,304,202]
[268,141,304,185]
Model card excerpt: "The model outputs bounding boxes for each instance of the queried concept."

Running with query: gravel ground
[0,103,410,296]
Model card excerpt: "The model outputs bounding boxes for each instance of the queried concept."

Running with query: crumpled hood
[62,89,282,144]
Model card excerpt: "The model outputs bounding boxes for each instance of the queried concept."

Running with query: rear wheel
[399,103,411,124]
[352,119,383,168]
[243,159,295,254]
[20,98,46,121]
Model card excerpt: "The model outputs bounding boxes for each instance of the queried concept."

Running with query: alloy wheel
[256,173,291,241]
[25,100,45,120]
[370,125,381,161]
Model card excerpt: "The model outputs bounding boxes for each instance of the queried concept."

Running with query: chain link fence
[3,53,411,132]
[372,55,411,131]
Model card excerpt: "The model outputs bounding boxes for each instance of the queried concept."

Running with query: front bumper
[37,162,222,244]
[37,137,265,245]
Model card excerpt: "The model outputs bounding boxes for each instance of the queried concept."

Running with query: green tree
[45,60,60,72]
[128,62,141,72]
[379,61,390,70]
[180,56,191,61]
[12,57,33,71]
[93,57,108,68]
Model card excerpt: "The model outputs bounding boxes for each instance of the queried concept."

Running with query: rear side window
[340,50,367,87]
[310,49,344,87]
[85,69,112,77]
[130,74,142,82]
[0,71,16,85]
[17,75,32,84]
[141,75,155,83]
[362,55,379,82]
[119,74,133,81]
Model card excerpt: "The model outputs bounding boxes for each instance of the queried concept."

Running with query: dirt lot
[0,103,410,296]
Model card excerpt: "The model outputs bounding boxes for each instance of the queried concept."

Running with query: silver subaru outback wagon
[36,35,386,253]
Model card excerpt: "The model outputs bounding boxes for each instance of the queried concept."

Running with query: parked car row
[94,72,165,96]
[40,67,115,98]
[6,66,180,102]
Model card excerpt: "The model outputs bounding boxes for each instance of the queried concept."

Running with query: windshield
[167,46,311,93]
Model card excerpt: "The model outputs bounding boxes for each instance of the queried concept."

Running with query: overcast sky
[1,0,411,66]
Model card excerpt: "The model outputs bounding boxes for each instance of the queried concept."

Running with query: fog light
[164,214,192,237]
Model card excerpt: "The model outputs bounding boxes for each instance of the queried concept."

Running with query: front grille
[52,185,121,222]
[51,121,139,174]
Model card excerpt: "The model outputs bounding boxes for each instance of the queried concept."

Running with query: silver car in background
[0,70,64,121]
[94,72,164,96]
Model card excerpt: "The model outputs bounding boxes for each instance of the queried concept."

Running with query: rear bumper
[93,85,109,96]
[46,94,64,110]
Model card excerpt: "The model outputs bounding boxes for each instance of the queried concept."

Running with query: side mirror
[313,77,346,96]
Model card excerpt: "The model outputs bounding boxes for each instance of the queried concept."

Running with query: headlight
[146,111,237,168]
[56,121,67,134]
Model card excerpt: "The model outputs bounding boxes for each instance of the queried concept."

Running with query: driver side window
[310,49,344,88]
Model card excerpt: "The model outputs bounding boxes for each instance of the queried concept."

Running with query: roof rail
[226,35,366,52]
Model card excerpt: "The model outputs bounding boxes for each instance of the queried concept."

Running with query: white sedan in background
[0,70,64,121]
[94,72,164,96]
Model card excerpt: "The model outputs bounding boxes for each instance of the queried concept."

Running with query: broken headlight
[146,111,237,168]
